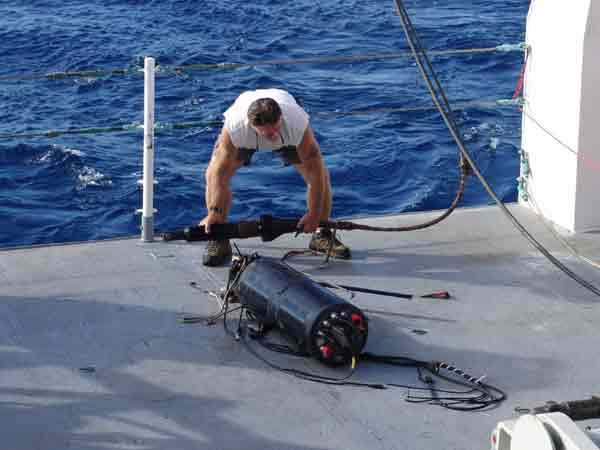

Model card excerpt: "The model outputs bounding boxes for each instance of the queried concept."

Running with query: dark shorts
[238,146,301,167]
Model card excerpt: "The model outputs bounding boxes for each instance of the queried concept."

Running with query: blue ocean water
[0,0,529,248]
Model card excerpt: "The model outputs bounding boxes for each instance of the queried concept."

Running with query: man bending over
[200,88,351,266]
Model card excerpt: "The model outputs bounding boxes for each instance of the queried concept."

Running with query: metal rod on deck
[141,57,156,242]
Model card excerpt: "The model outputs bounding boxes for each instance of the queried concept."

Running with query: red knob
[320,345,333,359]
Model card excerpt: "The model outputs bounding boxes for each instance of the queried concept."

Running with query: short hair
[247,98,282,126]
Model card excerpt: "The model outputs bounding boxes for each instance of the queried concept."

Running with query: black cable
[420,363,506,411]
[318,281,413,299]
[251,317,310,357]
[184,254,505,410]
[249,265,502,409]
[220,257,249,340]
[320,162,467,233]
[257,340,307,356]
[360,351,505,410]
[240,327,376,387]
[243,309,503,409]
[394,0,600,298]
[180,305,243,324]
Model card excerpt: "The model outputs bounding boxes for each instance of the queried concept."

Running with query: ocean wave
[76,166,113,190]
[37,145,85,162]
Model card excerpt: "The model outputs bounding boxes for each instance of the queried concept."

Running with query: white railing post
[141,57,155,241]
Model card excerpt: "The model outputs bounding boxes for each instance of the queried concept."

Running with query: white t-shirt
[223,89,309,151]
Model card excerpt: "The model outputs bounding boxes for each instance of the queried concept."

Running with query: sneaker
[202,240,232,267]
[309,229,351,259]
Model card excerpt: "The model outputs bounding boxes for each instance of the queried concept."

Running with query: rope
[0,123,144,140]
[0,121,221,140]
[315,98,524,118]
[0,67,143,82]
[512,45,529,99]
[0,44,526,82]
[522,104,600,179]
[522,106,577,155]
[166,45,524,73]
[0,98,522,141]
[526,186,600,271]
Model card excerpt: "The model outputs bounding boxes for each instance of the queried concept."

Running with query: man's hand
[297,210,321,233]
[200,213,224,234]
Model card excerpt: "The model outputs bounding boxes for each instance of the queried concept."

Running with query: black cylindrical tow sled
[232,256,368,366]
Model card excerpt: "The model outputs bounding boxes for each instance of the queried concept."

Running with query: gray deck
[2,204,600,450]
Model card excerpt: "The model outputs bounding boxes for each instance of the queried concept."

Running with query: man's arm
[201,129,242,231]
[295,125,327,232]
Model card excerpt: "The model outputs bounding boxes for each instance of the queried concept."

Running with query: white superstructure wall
[520,0,600,232]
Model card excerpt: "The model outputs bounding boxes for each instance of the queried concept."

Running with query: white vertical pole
[141,57,155,242]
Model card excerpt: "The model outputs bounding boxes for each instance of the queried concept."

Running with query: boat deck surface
[2,203,600,450]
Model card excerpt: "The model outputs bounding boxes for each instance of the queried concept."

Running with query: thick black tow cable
[394,0,600,298]
[161,206,469,243]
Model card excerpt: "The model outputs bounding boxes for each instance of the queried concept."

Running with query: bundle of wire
[181,251,506,412]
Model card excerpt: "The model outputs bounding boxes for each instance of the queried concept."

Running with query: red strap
[513,52,529,100]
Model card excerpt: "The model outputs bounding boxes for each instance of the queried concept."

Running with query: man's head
[247,98,282,141]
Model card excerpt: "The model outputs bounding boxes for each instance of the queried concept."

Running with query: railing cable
[0,98,523,141]
[0,44,526,82]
